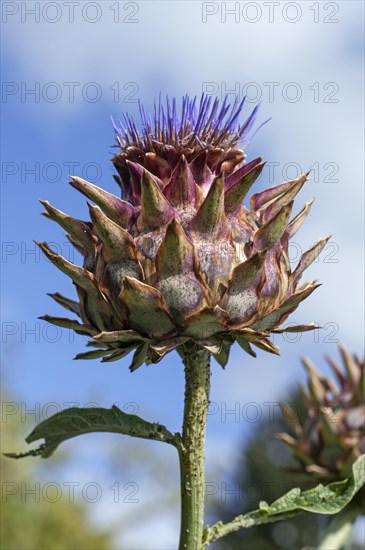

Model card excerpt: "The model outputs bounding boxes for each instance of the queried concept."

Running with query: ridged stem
[178,342,211,550]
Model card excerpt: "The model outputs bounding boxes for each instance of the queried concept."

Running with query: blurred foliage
[1,394,115,550]
[209,389,364,550]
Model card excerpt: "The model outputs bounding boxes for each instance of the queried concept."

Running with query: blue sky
[1,2,364,548]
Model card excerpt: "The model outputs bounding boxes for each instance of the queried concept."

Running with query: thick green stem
[178,343,211,550]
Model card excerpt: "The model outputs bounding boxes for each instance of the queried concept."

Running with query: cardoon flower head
[38,95,329,371]
[278,345,365,479]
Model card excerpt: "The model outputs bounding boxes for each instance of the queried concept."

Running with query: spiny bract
[38,95,329,371]
[278,345,365,479]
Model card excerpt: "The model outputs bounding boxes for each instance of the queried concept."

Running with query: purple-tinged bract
[38,95,328,371]
[278,346,365,479]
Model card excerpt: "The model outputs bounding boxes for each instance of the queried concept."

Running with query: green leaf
[202,454,365,548]
[4,406,179,459]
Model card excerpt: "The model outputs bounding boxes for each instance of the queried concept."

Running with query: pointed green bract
[251,176,298,211]
[183,307,228,339]
[235,333,257,357]
[126,160,164,198]
[164,155,196,208]
[89,204,142,280]
[221,252,266,324]
[121,277,176,339]
[129,344,150,371]
[157,219,196,276]
[262,173,308,222]
[36,241,97,291]
[192,174,225,234]
[252,283,320,332]
[156,219,207,318]
[291,236,331,285]
[254,202,293,251]
[224,156,263,189]
[94,329,147,345]
[37,241,118,331]
[225,163,265,213]
[138,170,175,231]
[74,348,113,360]
[40,200,95,253]
[70,176,134,228]
[39,315,97,336]
[89,204,135,258]
[287,199,314,238]
[47,292,80,316]
[213,337,233,367]
[249,336,280,355]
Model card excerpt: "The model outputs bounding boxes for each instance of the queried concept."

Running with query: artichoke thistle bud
[38,95,329,371]
[278,345,365,479]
